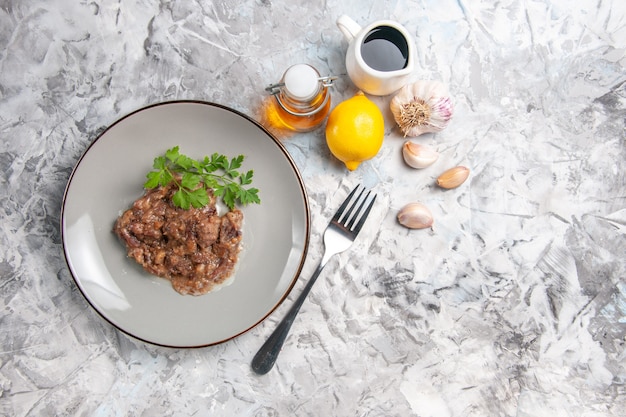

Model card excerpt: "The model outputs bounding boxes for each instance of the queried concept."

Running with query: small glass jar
[265,64,336,132]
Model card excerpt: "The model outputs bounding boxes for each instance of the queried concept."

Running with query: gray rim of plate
[60,100,311,348]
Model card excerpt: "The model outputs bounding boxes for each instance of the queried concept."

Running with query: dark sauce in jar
[360,26,409,72]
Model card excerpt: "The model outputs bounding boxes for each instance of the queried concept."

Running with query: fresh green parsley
[144,146,260,210]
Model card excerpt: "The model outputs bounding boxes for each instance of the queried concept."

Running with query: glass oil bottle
[264,64,336,132]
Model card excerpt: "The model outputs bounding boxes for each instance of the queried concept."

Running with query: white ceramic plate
[61,101,310,347]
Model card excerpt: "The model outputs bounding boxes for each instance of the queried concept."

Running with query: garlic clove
[436,166,470,189]
[390,81,454,137]
[397,202,434,229]
[402,141,439,169]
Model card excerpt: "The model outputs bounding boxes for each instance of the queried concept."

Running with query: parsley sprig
[144,146,260,210]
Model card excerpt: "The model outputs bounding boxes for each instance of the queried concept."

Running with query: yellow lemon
[325,91,385,171]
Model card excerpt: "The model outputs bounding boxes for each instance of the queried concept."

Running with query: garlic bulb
[402,141,439,169]
[397,202,434,229]
[390,81,454,137]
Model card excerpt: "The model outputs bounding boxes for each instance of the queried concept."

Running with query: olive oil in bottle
[265,64,336,132]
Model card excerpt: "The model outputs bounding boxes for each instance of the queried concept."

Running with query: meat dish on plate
[113,182,243,295]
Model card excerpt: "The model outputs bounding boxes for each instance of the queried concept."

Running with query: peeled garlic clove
[436,166,470,189]
[390,81,454,137]
[402,141,439,169]
[397,202,434,229]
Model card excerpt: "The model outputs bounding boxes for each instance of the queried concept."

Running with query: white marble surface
[1,0,625,415]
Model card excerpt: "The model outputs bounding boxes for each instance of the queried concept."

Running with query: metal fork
[251,184,376,375]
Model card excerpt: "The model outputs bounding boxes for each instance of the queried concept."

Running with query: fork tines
[334,184,377,233]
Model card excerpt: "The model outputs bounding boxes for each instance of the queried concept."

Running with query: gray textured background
[1,0,625,415]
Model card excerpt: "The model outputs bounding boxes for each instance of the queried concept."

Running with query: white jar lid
[283,64,320,101]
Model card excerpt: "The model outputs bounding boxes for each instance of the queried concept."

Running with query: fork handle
[251,260,327,375]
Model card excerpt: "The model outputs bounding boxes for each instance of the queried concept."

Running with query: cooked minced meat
[113,183,243,295]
